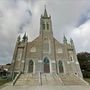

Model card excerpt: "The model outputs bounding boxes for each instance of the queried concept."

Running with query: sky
[0,0,90,64]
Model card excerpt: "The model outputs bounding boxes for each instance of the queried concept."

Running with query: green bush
[82,71,90,78]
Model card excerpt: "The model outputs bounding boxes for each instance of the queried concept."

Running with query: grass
[0,80,8,86]
[84,78,90,84]
[0,79,10,86]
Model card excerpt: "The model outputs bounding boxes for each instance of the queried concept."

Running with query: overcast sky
[0,0,90,64]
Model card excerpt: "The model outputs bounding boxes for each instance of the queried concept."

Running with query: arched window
[58,61,64,73]
[43,57,50,73]
[28,60,33,73]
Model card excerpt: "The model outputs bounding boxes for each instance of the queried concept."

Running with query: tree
[77,52,90,78]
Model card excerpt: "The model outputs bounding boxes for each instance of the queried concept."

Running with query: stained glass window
[44,57,49,64]
[44,57,50,73]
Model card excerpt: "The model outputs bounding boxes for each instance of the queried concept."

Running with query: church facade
[11,8,83,78]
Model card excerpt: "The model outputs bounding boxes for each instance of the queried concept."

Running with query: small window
[47,23,49,30]
[43,23,45,30]
[69,51,74,60]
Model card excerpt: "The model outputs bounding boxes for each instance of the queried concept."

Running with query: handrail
[74,74,89,85]
[12,72,21,86]
[56,73,64,85]
[40,72,42,86]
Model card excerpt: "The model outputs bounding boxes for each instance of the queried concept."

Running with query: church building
[11,8,83,78]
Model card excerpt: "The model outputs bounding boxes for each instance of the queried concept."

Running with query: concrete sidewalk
[1,85,90,90]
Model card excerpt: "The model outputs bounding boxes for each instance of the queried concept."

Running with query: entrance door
[28,60,33,73]
[44,57,50,73]
[58,61,64,73]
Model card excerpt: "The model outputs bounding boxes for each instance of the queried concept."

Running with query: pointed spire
[44,5,48,17]
[17,35,21,42]
[26,35,28,41]
[63,35,67,44]
[23,33,26,39]
[22,33,28,42]
[70,38,74,46]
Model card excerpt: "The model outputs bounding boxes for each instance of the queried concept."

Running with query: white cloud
[70,20,90,52]
[0,0,90,64]
[0,0,32,64]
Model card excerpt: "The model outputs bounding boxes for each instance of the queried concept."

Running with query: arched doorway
[44,57,50,73]
[58,61,64,73]
[28,60,33,73]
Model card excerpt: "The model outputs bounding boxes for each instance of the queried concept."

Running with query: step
[15,73,40,86]
[60,74,87,85]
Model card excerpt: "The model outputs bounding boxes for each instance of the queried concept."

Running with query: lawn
[0,80,10,86]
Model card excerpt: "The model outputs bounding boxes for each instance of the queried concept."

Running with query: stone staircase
[41,73,63,85]
[14,73,88,86]
[14,73,63,86]
[59,74,88,85]
[15,73,40,86]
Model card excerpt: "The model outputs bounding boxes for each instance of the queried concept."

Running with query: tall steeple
[44,5,48,17]
[40,6,53,35]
